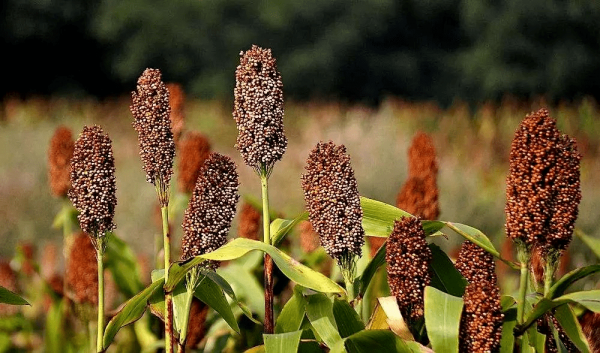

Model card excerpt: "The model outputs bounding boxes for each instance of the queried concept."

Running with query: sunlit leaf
[270,212,309,247]
[275,286,306,334]
[424,286,463,353]
[367,296,414,341]
[304,293,343,348]
[264,330,303,353]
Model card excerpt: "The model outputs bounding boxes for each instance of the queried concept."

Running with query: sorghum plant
[68,125,116,352]
[131,68,176,352]
[233,45,287,333]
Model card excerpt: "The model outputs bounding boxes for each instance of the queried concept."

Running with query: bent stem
[161,206,174,353]
[96,237,105,353]
[260,168,274,334]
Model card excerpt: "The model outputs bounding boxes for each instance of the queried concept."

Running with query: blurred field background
[1,95,599,289]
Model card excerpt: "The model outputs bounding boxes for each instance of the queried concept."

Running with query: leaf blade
[424,286,464,353]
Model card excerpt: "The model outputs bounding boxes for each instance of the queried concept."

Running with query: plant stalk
[260,170,274,334]
[96,237,105,353]
[161,206,174,353]
[177,271,199,353]
[516,246,530,325]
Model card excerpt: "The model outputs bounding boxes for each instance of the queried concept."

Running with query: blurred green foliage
[2,0,600,103]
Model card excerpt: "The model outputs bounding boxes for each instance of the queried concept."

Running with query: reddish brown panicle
[386,216,431,323]
[66,233,98,305]
[238,201,261,241]
[167,82,186,145]
[177,132,211,194]
[48,126,75,197]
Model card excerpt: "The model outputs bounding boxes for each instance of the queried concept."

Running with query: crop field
[0,62,599,353]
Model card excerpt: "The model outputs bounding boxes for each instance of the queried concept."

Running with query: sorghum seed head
[299,220,321,254]
[537,313,578,353]
[301,141,364,269]
[0,260,19,316]
[386,217,431,323]
[238,201,261,241]
[233,45,287,173]
[177,132,212,194]
[131,68,176,205]
[48,126,74,197]
[68,125,117,238]
[454,241,499,289]
[579,311,600,353]
[505,108,581,250]
[181,153,240,265]
[459,283,503,353]
[166,82,185,145]
[66,233,98,305]
[408,131,438,180]
[396,176,439,220]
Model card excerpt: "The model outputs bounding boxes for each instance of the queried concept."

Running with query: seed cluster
[238,202,261,241]
[68,125,116,237]
[131,68,176,204]
[455,241,503,353]
[396,132,439,220]
[459,284,503,353]
[66,233,98,305]
[301,141,364,265]
[167,82,185,145]
[505,108,581,252]
[181,153,239,262]
[48,126,75,197]
[177,132,212,194]
[454,241,498,286]
[233,45,287,173]
[386,217,431,323]
[537,313,578,353]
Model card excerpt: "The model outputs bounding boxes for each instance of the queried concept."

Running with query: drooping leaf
[218,263,265,321]
[554,304,591,353]
[366,296,414,341]
[206,269,260,324]
[166,238,343,294]
[275,286,306,334]
[263,330,303,353]
[428,244,468,297]
[193,273,240,334]
[549,265,600,299]
[424,286,464,353]
[105,232,144,297]
[270,212,309,247]
[103,278,164,349]
[576,229,600,259]
[444,222,518,269]
[359,197,444,237]
[304,293,343,349]
[172,283,191,341]
[0,286,29,306]
[332,298,364,338]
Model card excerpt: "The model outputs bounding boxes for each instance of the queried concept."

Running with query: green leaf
[218,263,265,321]
[304,293,343,348]
[332,298,364,338]
[275,287,306,334]
[194,273,240,334]
[44,299,67,353]
[172,282,190,339]
[206,269,260,324]
[576,229,600,259]
[167,238,343,294]
[0,286,29,305]
[549,265,600,299]
[553,304,591,353]
[424,286,464,353]
[343,329,418,353]
[356,240,386,297]
[103,278,164,349]
[444,222,519,269]
[499,308,517,353]
[270,212,309,247]
[501,295,516,311]
[105,233,144,297]
[264,330,303,353]
[360,197,444,237]
[366,296,414,341]
[428,244,468,297]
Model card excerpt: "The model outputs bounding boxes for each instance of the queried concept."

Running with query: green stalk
[89,321,96,353]
[96,237,105,353]
[516,246,530,324]
[260,169,275,334]
[161,206,174,353]
[176,282,195,353]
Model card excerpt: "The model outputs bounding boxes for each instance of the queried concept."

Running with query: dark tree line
[2,0,600,105]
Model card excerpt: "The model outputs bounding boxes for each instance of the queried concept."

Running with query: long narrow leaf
[0,286,29,306]
[332,298,364,338]
[576,229,600,259]
[429,244,467,297]
[264,331,303,353]
[554,304,591,353]
[194,274,241,334]
[275,287,306,334]
[549,265,600,299]
[304,293,343,349]
[424,286,464,353]
[356,240,386,297]
[270,212,308,247]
